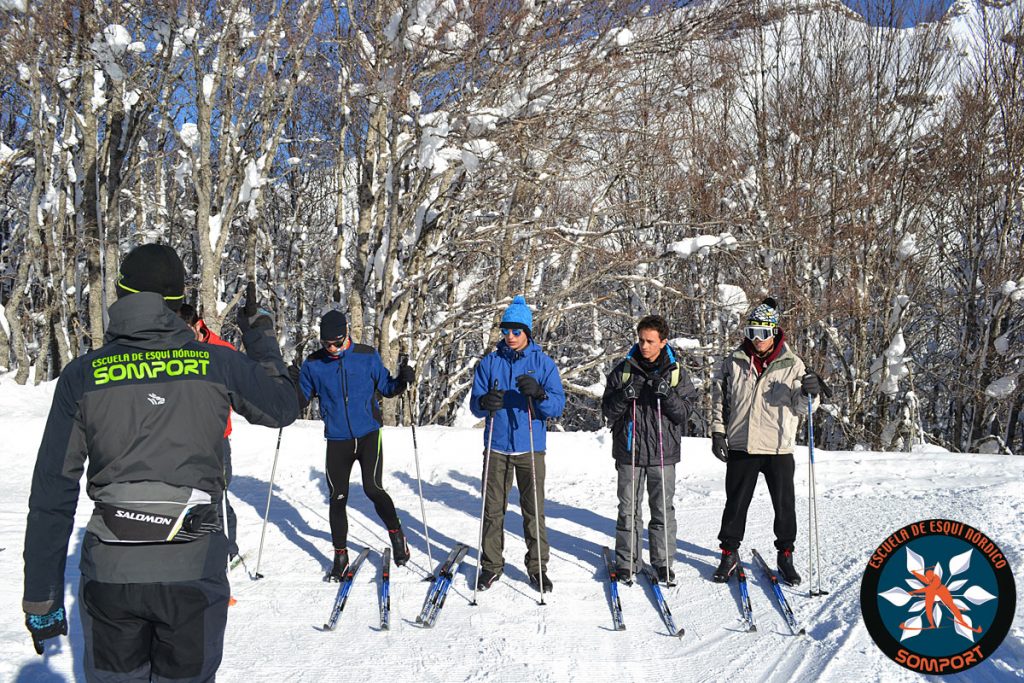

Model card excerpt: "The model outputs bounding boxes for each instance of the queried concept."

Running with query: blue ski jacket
[299,344,405,440]
[470,339,565,453]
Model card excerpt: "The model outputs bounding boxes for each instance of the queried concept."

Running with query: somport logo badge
[861,519,1016,674]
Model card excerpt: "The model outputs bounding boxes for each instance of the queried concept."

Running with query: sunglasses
[744,326,775,342]
[501,328,524,337]
[321,337,346,349]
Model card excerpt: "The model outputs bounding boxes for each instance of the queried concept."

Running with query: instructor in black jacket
[22,244,299,681]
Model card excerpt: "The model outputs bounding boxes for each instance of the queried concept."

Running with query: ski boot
[389,527,410,567]
[777,549,802,586]
[324,548,348,582]
[712,549,738,583]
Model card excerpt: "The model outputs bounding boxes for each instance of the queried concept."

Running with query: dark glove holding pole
[26,607,68,655]
[287,360,302,384]
[516,374,547,402]
[479,386,505,413]
[652,376,671,398]
[396,354,415,386]
[237,281,274,333]
[801,371,822,397]
[711,433,729,463]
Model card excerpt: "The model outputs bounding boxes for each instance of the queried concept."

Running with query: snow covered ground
[1,375,1021,682]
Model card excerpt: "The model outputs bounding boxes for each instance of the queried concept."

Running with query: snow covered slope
[1,376,1021,681]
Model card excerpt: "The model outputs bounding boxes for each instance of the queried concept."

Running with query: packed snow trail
[0,378,1021,682]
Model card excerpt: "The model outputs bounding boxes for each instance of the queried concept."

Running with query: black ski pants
[326,430,401,549]
[717,451,796,553]
[79,574,230,682]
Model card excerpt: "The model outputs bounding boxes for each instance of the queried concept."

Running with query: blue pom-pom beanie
[500,295,533,332]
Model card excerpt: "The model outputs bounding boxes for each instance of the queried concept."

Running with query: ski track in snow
[0,378,1021,682]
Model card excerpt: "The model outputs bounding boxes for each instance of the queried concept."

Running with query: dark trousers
[717,452,796,552]
[614,462,676,571]
[79,574,230,682]
[481,451,548,575]
[326,430,400,549]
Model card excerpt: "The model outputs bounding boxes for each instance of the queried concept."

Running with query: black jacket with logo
[602,345,698,467]
[23,292,299,614]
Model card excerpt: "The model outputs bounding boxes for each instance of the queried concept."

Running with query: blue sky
[842,0,957,27]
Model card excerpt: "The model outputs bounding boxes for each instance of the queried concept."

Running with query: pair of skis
[602,547,684,637]
[322,543,469,631]
[416,543,469,628]
[742,549,805,636]
[320,547,391,631]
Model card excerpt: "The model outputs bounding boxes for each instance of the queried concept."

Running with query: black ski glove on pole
[237,281,274,333]
[516,374,546,401]
[479,387,505,413]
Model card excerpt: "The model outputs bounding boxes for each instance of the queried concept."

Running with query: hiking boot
[389,527,410,567]
[529,572,553,593]
[325,548,348,582]
[655,566,676,585]
[712,549,738,583]
[777,549,802,586]
[476,568,502,591]
[615,565,634,583]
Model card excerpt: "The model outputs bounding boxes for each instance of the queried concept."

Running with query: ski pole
[655,396,672,585]
[400,353,433,573]
[526,395,547,605]
[253,427,283,580]
[471,380,499,606]
[807,392,828,596]
[628,397,637,584]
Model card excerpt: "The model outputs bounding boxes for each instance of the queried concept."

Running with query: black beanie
[116,244,185,310]
[320,310,347,340]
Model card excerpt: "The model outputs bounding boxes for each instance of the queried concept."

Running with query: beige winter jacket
[711,342,818,455]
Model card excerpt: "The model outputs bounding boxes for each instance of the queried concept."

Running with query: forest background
[0,0,1021,454]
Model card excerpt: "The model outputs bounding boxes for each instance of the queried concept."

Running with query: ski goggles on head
[744,326,775,342]
[500,328,524,337]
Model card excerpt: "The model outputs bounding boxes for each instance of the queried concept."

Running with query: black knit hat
[116,244,185,310]
[320,310,347,340]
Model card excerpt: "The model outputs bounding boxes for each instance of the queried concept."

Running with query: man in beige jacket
[710,297,821,585]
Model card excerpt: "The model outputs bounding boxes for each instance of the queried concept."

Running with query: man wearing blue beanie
[470,295,565,594]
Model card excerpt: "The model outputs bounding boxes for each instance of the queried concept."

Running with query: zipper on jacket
[339,354,356,439]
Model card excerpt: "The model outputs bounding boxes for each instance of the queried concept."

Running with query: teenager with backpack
[602,314,697,584]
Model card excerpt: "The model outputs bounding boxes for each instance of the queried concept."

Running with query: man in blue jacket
[470,295,565,592]
[296,310,415,580]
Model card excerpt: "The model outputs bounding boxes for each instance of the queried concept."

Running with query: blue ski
[643,563,684,638]
[379,548,391,630]
[602,547,626,631]
[751,549,804,636]
[321,547,370,631]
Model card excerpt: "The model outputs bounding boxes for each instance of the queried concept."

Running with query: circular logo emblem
[861,519,1016,674]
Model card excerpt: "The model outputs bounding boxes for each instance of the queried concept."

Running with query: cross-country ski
[751,549,805,636]
[321,548,371,632]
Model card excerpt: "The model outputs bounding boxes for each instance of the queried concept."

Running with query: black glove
[623,382,637,401]
[801,372,821,397]
[516,374,547,401]
[711,433,728,463]
[479,388,505,413]
[397,363,415,385]
[652,376,670,398]
[237,281,274,332]
[26,607,68,655]
[287,361,301,384]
